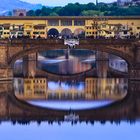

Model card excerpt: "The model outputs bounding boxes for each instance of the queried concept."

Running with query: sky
[0,121,140,140]
[21,0,116,6]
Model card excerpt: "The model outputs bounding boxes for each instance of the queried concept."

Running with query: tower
[13,9,26,16]
[96,0,98,5]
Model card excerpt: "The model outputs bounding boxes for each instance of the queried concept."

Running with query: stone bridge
[0,80,140,123]
[0,38,140,79]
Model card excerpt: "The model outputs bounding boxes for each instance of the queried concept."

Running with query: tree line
[27,2,140,16]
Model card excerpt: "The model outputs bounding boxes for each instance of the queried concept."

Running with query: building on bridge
[0,16,139,39]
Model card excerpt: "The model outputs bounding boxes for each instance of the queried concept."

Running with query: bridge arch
[61,28,72,38]
[47,28,59,38]
[9,46,134,71]
[95,49,132,69]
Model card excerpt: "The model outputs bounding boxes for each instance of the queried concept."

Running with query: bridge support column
[96,52,109,78]
[0,46,13,79]
[0,67,13,79]
[129,67,140,80]
[65,49,70,59]
[129,43,140,80]
[22,53,37,77]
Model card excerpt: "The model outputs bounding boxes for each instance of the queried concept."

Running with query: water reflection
[39,57,93,75]
[14,50,128,77]
[109,55,128,72]
[0,49,139,140]
[0,78,140,140]
[14,78,127,109]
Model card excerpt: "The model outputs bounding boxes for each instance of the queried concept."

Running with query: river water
[0,49,139,140]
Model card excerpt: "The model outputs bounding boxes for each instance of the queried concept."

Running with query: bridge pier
[0,45,13,79]
[96,52,109,78]
[65,49,70,59]
[22,53,38,77]
[129,66,140,80]
[0,67,13,80]
[129,43,140,80]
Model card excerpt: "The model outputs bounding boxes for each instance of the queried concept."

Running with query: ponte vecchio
[0,16,139,80]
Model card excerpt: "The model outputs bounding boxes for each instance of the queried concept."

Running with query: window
[48,20,59,26]
[33,32,39,34]
[0,27,3,30]
[26,25,32,29]
[34,26,45,30]
[27,86,31,90]
[40,32,45,34]
[124,31,127,34]
[25,80,31,84]
[4,27,10,30]
[102,24,106,28]
[74,20,85,26]
[61,20,72,26]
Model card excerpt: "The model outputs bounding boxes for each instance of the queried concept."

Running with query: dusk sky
[21,0,116,6]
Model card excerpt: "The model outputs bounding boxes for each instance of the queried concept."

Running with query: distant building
[12,9,26,16]
[117,0,140,6]
[131,0,140,5]
[117,0,131,5]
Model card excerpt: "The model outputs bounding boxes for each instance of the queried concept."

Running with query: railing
[9,38,64,45]
[80,38,139,44]
[0,38,138,45]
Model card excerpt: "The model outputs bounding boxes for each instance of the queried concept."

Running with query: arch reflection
[14,78,128,110]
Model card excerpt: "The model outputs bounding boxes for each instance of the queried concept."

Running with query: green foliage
[58,3,82,16]
[26,2,140,16]
[27,10,35,16]
[81,10,104,16]
[49,12,59,16]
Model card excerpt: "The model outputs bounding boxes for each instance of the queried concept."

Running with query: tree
[26,2,140,16]
[58,3,82,16]
[81,10,104,16]
[35,9,42,16]
[86,3,97,10]
[27,10,35,16]
[49,12,59,16]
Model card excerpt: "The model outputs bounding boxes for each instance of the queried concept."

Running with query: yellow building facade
[15,78,47,100]
[85,78,127,100]
[0,16,139,39]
